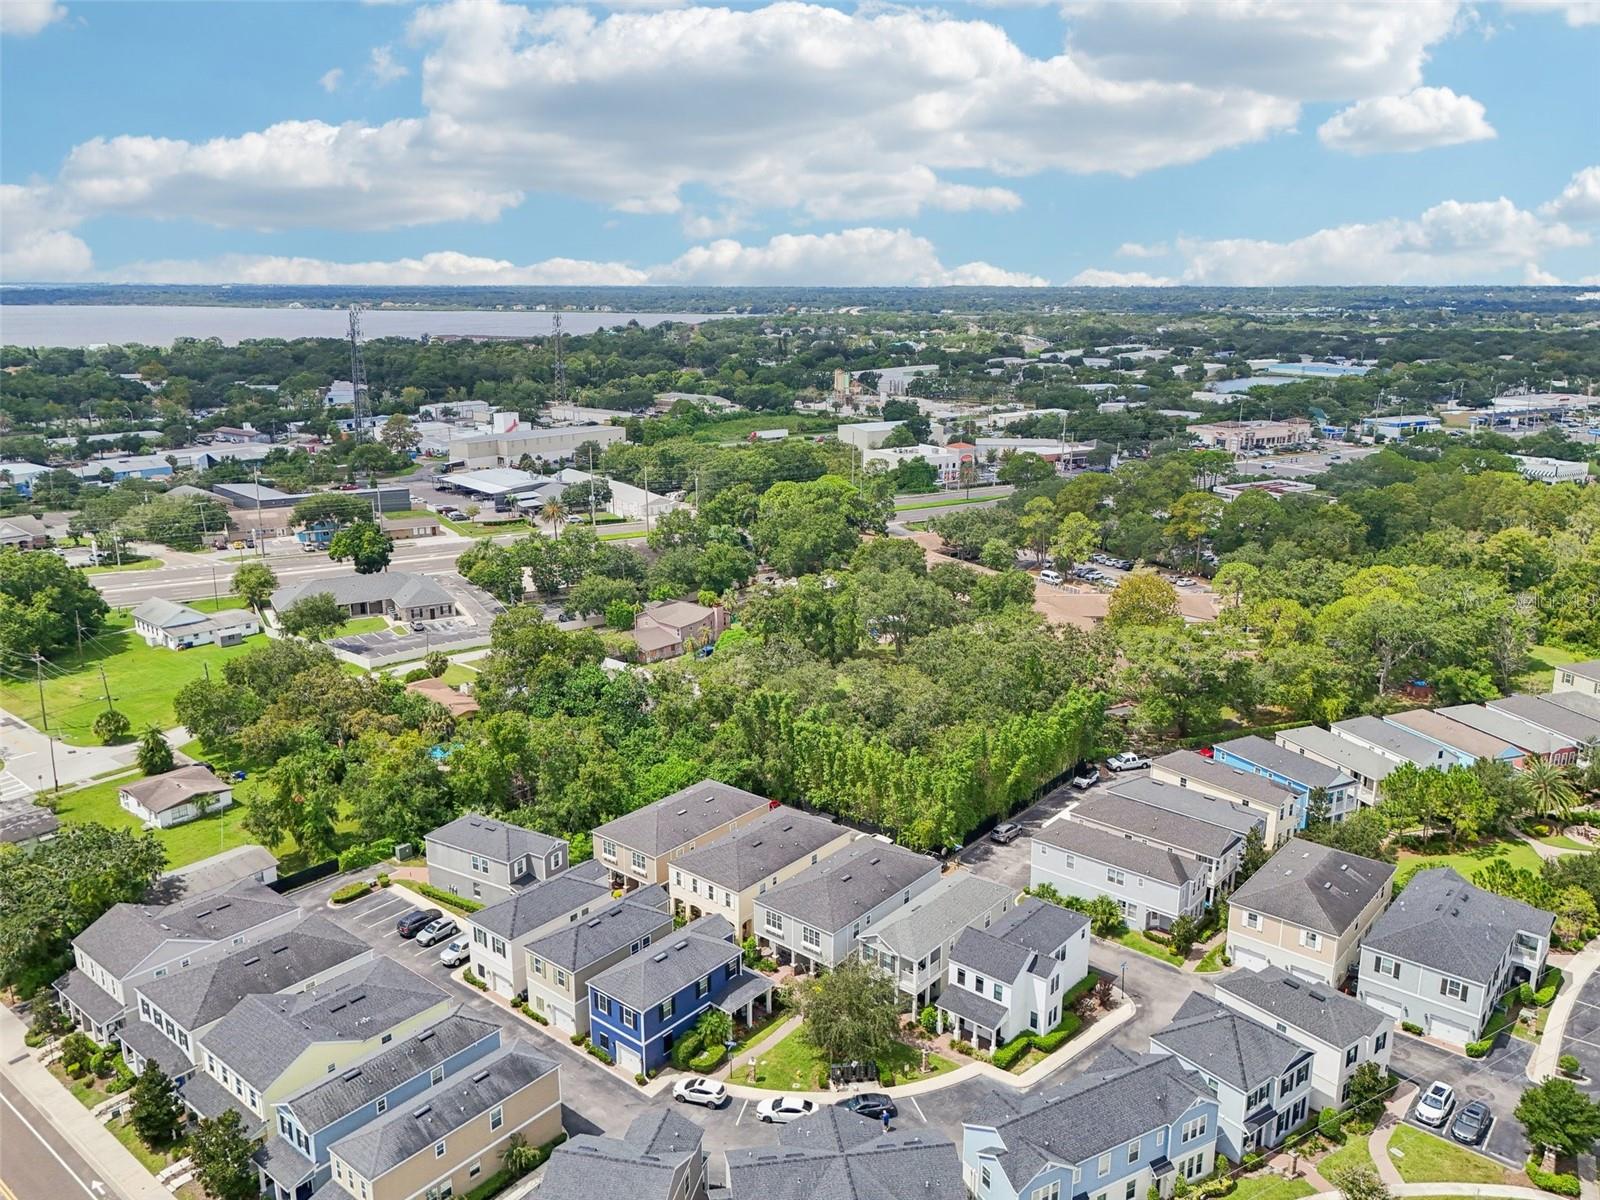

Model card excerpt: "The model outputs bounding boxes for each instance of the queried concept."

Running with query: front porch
[933,986,1009,1051]
[714,971,777,1028]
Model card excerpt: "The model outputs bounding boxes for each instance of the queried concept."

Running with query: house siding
[1030,839,1203,931]
[588,953,744,1074]
[524,914,676,1038]
[597,806,771,890]
[425,838,566,907]
[1227,881,1392,988]
[753,861,942,970]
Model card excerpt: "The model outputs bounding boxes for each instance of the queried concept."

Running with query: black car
[1449,1100,1492,1145]
[836,1092,897,1120]
[396,907,443,938]
[989,823,1023,845]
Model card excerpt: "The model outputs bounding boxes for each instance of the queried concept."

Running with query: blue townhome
[586,914,775,1075]
[1209,736,1356,831]
[962,1047,1220,1200]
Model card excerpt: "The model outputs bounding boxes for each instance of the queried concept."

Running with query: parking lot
[1560,969,1600,1098]
[1232,445,1379,479]
[1387,1029,1532,1167]
[328,619,488,659]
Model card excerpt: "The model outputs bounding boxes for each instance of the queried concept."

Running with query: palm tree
[1523,754,1579,828]
[539,498,567,536]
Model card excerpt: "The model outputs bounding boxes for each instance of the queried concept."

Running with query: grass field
[692,414,840,444]
[178,595,248,613]
[744,1025,956,1090]
[1396,837,1544,881]
[107,1116,188,1173]
[1115,929,1186,966]
[83,557,162,575]
[1317,1133,1375,1179]
[339,615,392,635]
[438,663,479,687]
[894,494,1000,511]
[1541,833,1591,851]
[0,611,268,746]
[1231,1178,1315,1200]
[1516,643,1584,693]
[1387,1127,1507,1185]
[1196,943,1229,973]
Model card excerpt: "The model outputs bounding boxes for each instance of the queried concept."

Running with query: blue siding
[589,957,744,1072]
[1209,748,1314,830]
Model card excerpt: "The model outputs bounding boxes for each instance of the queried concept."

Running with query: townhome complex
[859,871,1017,1012]
[461,873,615,999]
[936,897,1089,1050]
[523,887,676,1037]
[1150,751,1301,846]
[1210,737,1358,825]
[1358,867,1554,1045]
[1065,791,1249,904]
[592,780,773,890]
[727,1107,964,1200]
[541,1109,707,1200]
[425,814,569,905]
[1226,840,1395,986]
[1031,819,1207,932]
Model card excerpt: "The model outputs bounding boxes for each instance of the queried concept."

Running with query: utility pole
[98,663,114,715]
[348,305,370,444]
[33,654,49,730]
[75,614,84,660]
[253,466,265,555]
[642,467,651,536]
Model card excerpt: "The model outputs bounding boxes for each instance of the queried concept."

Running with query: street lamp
[1120,960,1128,1001]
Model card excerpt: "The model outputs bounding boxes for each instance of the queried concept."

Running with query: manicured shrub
[672,1033,704,1069]
[331,881,372,904]
[1527,1158,1582,1196]
[634,1072,648,1085]
[991,1038,1033,1070]
[1401,1021,1423,1035]
[1560,1053,1582,1077]
[409,881,484,912]
[583,1039,612,1065]
[690,1045,725,1073]
[918,1005,939,1036]
[1032,1015,1082,1053]
[1318,1107,1345,1143]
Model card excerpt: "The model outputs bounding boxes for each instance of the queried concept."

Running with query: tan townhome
[593,780,773,891]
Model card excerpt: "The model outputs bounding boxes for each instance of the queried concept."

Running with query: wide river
[0,305,731,348]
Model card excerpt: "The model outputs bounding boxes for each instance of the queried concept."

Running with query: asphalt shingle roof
[1068,793,1242,859]
[74,879,298,978]
[329,1043,557,1179]
[270,571,455,613]
[1330,716,1451,767]
[1363,867,1554,986]
[727,1111,965,1200]
[524,886,673,972]
[54,969,129,1025]
[1274,726,1403,786]
[1489,695,1600,743]
[948,898,1087,982]
[757,839,938,932]
[151,845,278,902]
[1152,751,1298,808]
[119,766,234,815]
[935,982,1009,1030]
[1213,736,1354,790]
[673,807,845,891]
[1150,994,1309,1092]
[1435,704,1573,756]
[117,1017,196,1079]
[179,1070,265,1139]
[1033,820,1204,888]
[592,780,772,858]
[425,814,564,863]
[588,914,739,1012]
[1382,710,1519,761]
[1103,777,1265,840]
[539,1109,704,1200]
[1229,839,1394,937]
[1213,964,1388,1049]
[862,872,1016,961]
[468,874,613,940]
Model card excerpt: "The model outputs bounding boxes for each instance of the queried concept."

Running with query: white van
[1038,569,1064,586]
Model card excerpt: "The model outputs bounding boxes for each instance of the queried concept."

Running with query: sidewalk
[0,1005,174,1200]
[1368,1082,1418,1189]
[1529,938,1600,1082]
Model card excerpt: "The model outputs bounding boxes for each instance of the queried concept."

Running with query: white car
[1106,752,1151,772]
[1415,1081,1455,1127]
[673,1077,728,1108]
[438,937,471,967]
[1039,569,1064,586]
[756,1096,818,1124]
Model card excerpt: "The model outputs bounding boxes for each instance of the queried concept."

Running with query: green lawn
[1196,943,1229,973]
[743,1025,956,1090]
[1397,837,1544,881]
[0,611,268,746]
[339,615,392,635]
[1387,1127,1507,1185]
[1541,834,1591,851]
[1231,1177,1315,1200]
[48,1061,108,1109]
[83,557,162,575]
[692,414,840,444]
[1516,643,1584,693]
[107,1116,187,1173]
[1115,929,1185,966]
[1317,1134,1375,1179]
[438,663,479,687]
[177,595,248,613]
[894,494,999,511]
[728,1005,791,1059]
[437,513,528,538]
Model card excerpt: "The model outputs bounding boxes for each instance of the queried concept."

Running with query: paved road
[0,1073,125,1200]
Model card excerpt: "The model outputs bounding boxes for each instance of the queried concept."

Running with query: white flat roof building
[1512,455,1589,484]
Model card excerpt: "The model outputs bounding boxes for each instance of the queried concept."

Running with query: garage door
[616,1042,644,1076]
[1428,1015,1474,1045]
[1231,944,1270,973]
[1364,992,1403,1020]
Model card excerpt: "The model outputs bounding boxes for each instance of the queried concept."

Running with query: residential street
[1,1070,129,1200]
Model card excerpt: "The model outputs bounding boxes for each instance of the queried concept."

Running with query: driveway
[1388,1031,1531,1167]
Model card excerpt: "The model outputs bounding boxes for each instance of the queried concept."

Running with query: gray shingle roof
[179,1069,265,1139]
[1434,704,1573,756]
[1330,716,1451,767]
[425,814,564,864]
[117,1017,195,1079]
[1230,839,1394,936]
[74,879,298,978]
[524,887,673,972]
[118,765,233,815]
[948,898,1086,982]
[1213,965,1388,1048]
[151,845,278,902]
[935,983,1009,1030]
[468,874,613,940]
[566,857,611,884]
[862,872,1017,961]
[329,1043,557,1179]
[1382,710,1519,761]
[539,1110,704,1200]
[1363,867,1555,985]
[1489,694,1600,743]
[1152,751,1298,808]
[137,913,367,1030]
[1547,690,1600,722]
[592,779,772,858]
[1068,793,1242,859]
[1150,994,1309,1092]
[201,958,447,1091]
[1104,777,1265,840]
[727,1113,965,1200]
[0,794,59,845]
[587,914,738,1012]
[253,1134,315,1186]
[283,1013,502,1133]
[1561,661,1600,683]
[673,807,844,891]
[1274,726,1403,786]
[965,1051,1211,1186]
[270,571,455,613]
[757,840,938,932]
[1213,736,1354,790]
[1033,821,1204,888]
[54,968,129,1025]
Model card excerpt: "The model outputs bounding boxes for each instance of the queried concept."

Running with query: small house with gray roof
[1031,819,1206,933]
[523,886,675,1037]
[424,813,569,905]
[541,1108,707,1200]
[593,779,774,891]
[859,871,1016,1011]
[1488,693,1600,747]
[1434,703,1579,764]
[753,838,941,974]
[668,806,854,940]
[727,1106,964,1200]
[1213,965,1392,1109]
[1149,994,1313,1161]
[119,764,235,828]
[936,897,1089,1049]
[1227,840,1394,987]
[1065,792,1248,903]
[131,597,260,650]
[270,572,458,624]
[960,1048,1220,1200]
[460,872,613,999]
[1358,866,1553,1045]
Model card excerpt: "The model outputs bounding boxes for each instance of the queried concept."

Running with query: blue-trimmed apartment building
[1209,737,1356,831]
[962,1048,1220,1200]
[586,914,774,1075]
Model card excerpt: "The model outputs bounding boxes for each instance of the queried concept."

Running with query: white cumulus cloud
[1115,242,1170,259]
[0,0,66,36]
[1500,0,1600,26]
[1318,87,1495,155]
[1543,166,1600,223]
[319,68,344,93]
[369,45,408,83]
[1070,268,1175,286]
[0,184,93,280]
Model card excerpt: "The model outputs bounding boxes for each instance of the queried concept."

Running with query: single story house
[935,897,1089,1050]
[404,677,479,718]
[132,598,261,650]
[593,779,773,891]
[269,572,458,624]
[860,871,1017,1012]
[425,814,569,906]
[1030,819,1206,933]
[120,766,235,828]
[380,514,440,539]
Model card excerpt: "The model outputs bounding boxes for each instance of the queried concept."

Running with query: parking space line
[909,1097,925,1124]
[736,1100,749,1126]
[1559,1034,1600,1051]
[361,898,407,926]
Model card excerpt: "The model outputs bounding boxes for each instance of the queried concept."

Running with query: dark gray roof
[0,795,60,844]
[117,1018,195,1079]
[179,1070,265,1139]
[1364,867,1555,985]
[589,915,738,1011]
[727,1112,964,1200]
[1489,695,1600,743]
[74,879,298,978]
[1033,821,1204,888]
[1230,839,1394,936]
[757,840,938,931]
[862,872,1017,961]
[948,898,1086,981]
[329,1044,557,1179]
[1213,736,1354,790]
[1330,716,1450,766]
[539,1110,703,1200]
[524,887,673,972]
[1152,751,1298,808]
[965,1051,1211,1185]
[1561,661,1600,683]
[137,914,367,1029]
[592,779,772,858]
[1104,777,1264,840]
[566,857,611,884]
[936,982,1009,1031]
[1068,793,1242,859]
[1213,965,1388,1048]
[425,814,564,863]
[54,969,128,1025]
[1546,690,1600,722]
[283,1013,502,1133]
[1435,704,1573,755]
[469,874,613,940]
[271,571,455,613]
[1150,994,1309,1092]
[673,807,844,890]
[253,1134,315,1186]
[201,958,447,1090]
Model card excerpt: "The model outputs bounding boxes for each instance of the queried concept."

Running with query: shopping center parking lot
[1233,445,1379,478]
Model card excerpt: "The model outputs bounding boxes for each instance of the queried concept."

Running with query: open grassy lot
[1387,1127,1508,1185]
[1231,1178,1315,1200]
[743,1024,956,1090]
[1396,837,1544,881]
[0,610,267,746]
[692,414,840,444]
[83,557,162,575]
[1516,643,1584,693]
[176,595,248,613]
[895,495,1000,511]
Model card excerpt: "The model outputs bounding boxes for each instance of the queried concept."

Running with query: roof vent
[417,1030,435,1042]
[242,956,261,966]
[1282,979,1300,991]
[216,902,232,910]
[750,840,764,849]
[653,952,669,962]
[587,918,602,928]
[412,1104,432,1119]
[342,1069,362,1082]
[677,808,689,817]
[196,910,213,919]
[272,945,289,955]
[869,856,881,866]
[673,940,689,951]
[472,1069,491,1083]
[329,1002,347,1013]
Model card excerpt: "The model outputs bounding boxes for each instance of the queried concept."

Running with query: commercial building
[1188,420,1313,454]
[270,572,459,624]
[1511,455,1590,484]
[449,421,625,470]
[1360,415,1442,439]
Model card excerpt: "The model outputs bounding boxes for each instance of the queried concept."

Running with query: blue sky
[2,0,1598,287]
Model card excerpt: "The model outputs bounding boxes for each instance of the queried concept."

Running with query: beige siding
[600,805,771,887]
[668,829,854,938]
[1229,878,1393,984]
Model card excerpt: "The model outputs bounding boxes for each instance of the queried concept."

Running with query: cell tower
[347,304,370,442]
[551,313,567,408]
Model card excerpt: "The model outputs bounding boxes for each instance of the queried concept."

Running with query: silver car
[415,917,459,947]
[438,937,471,967]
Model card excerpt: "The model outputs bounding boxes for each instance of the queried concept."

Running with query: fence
[269,858,341,894]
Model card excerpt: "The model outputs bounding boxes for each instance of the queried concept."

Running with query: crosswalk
[0,772,34,804]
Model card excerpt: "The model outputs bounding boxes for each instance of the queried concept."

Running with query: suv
[1415,1081,1455,1127]
[989,822,1023,845]
[1071,767,1101,790]
[1039,569,1064,586]
[396,907,443,939]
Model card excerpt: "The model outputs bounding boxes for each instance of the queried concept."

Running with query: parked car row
[1091,553,1134,570]
[1413,1080,1493,1146]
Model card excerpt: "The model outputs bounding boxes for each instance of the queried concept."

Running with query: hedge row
[672,1032,704,1069]
[690,1044,725,1073]
[331,881,373,904]
[408,881,484,914]
[1522,967,1565,1008]
[1527,1158,1582,1196]
[992,1012,1085,1071]
[338,838,397,872]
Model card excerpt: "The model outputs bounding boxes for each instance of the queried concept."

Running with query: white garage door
[616,1042,644,1076]
[1364,992,1403,1020]
[1231,944,1270,973]
[1428,1015,1474,1045]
